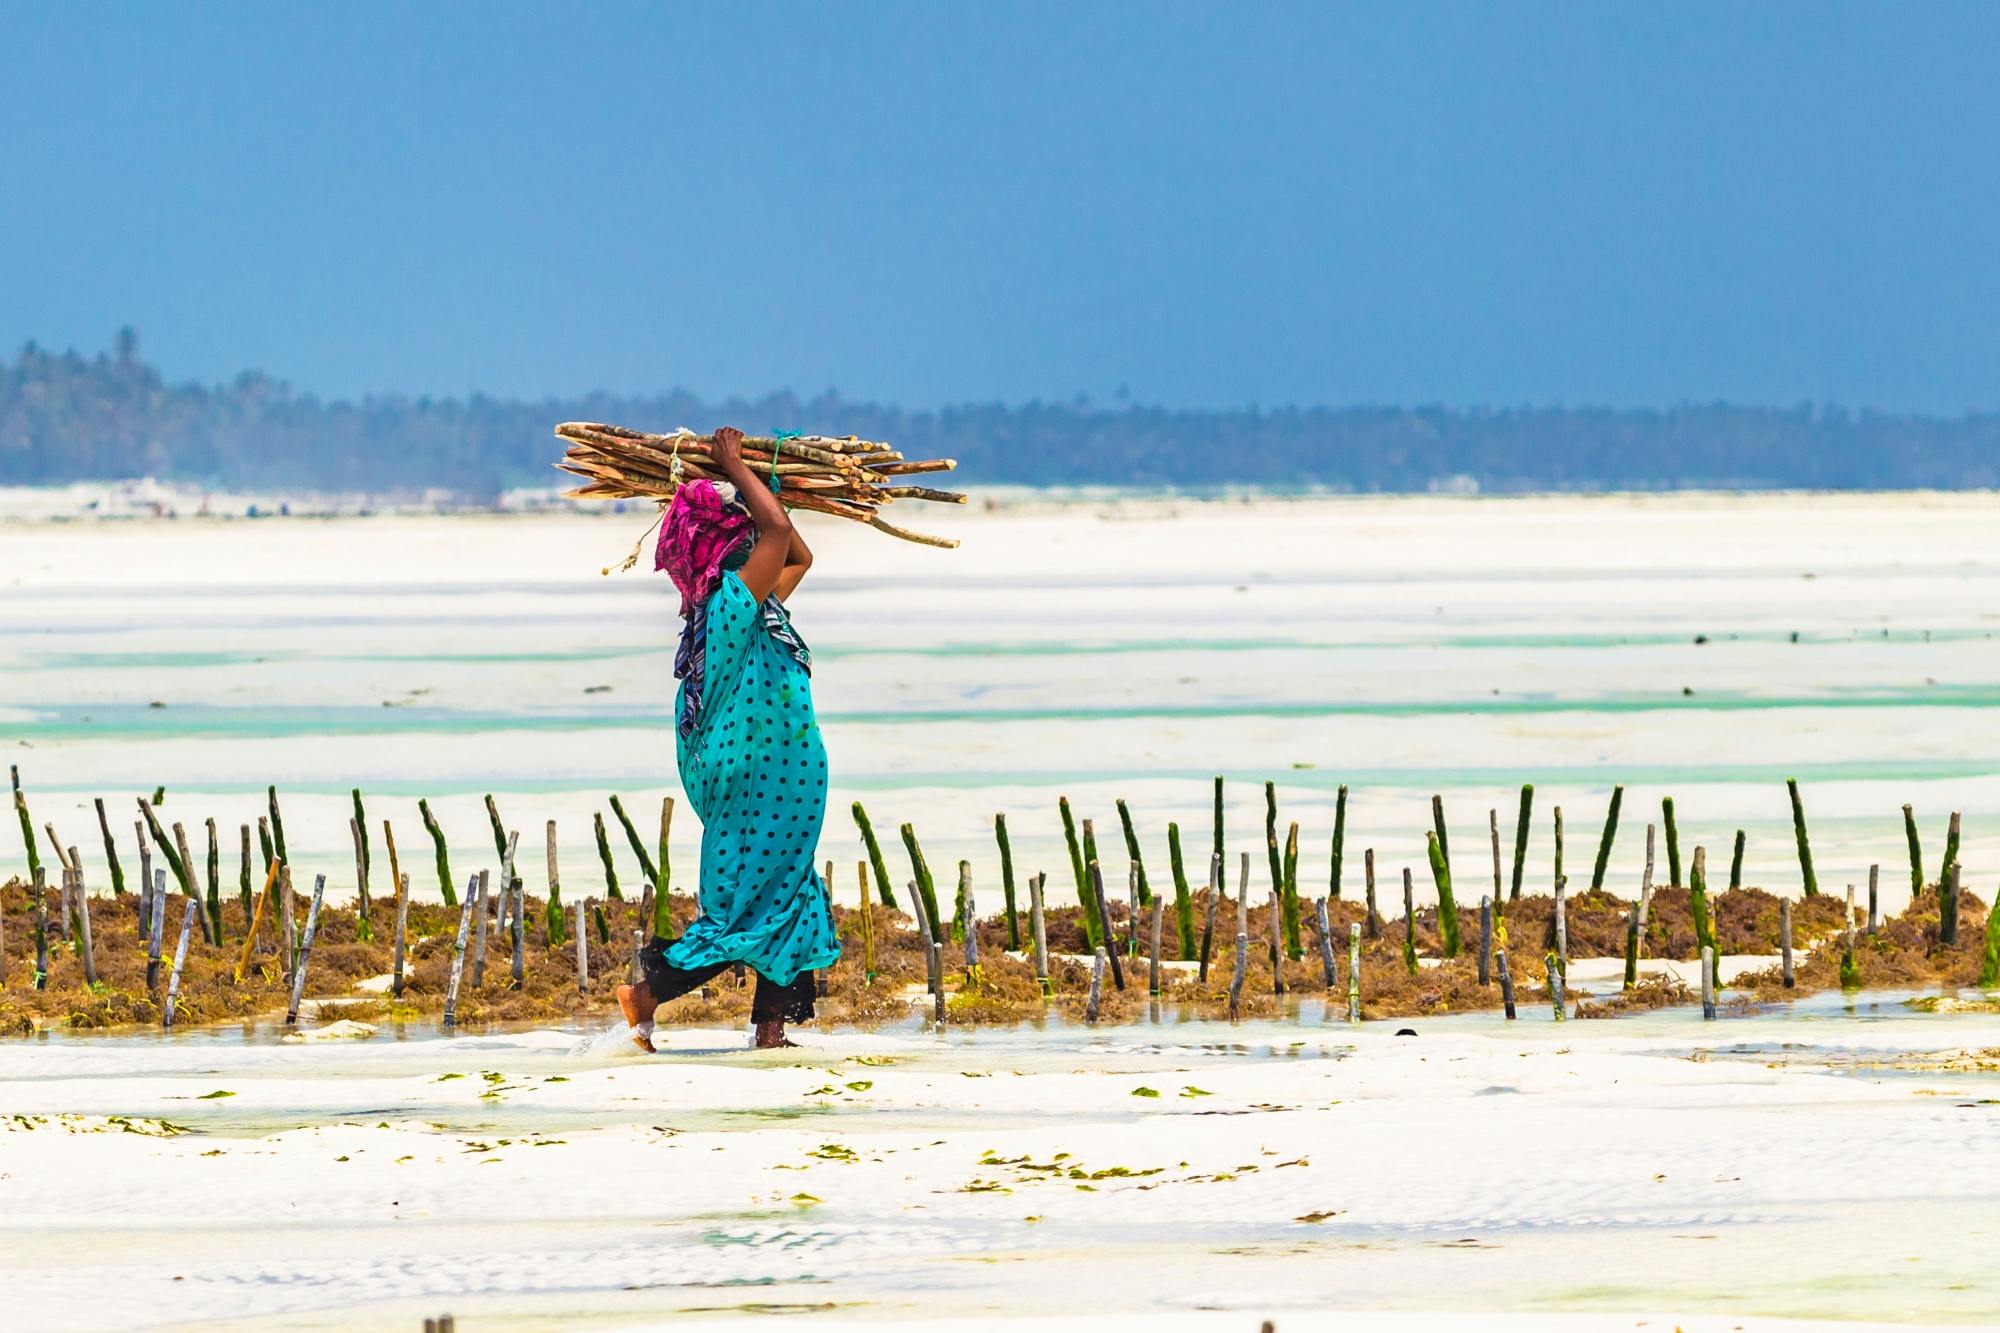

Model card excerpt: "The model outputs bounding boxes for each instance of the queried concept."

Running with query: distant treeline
[6,332,2000,496]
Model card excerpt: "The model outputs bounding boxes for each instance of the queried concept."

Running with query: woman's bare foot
[615,983,657,1053]
[753,1020,797,1049]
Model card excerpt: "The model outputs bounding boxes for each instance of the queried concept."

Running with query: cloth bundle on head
[656,480,753,617]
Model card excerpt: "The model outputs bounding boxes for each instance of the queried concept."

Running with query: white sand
[2,1002,1997,1329]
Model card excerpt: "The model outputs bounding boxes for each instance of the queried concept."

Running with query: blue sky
[4,3,1996,410]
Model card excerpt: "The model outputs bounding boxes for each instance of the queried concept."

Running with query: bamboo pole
[285,874,327,1026]
[163,899,198,1028]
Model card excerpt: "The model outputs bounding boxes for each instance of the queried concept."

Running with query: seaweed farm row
[4,767,1998,1036]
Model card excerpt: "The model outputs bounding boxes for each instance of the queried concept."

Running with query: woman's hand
[710,425,745,471]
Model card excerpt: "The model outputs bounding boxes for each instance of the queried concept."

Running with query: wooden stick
[136,821,152,939]
[1496,948,1516,1019]
[1940,810,1962,889]
[1780,896,1795,989]
[1589,784,1623,892]
[279,865,298,987]
[234,859,282,983]
[172,821,212,946]
[1346,922,1361,1023]
[419,798,458,906]
[1787,778,1819,897]
[1198,851,1220,982]
[1267,883,1285,997]
[574,896,589,992]
[1028,872,1050,996]
[962,862,979,973]
[163,898,197,1027]
[31,866,48,991]
[1903,803,1924,896]
[1553,875,1568,971]
[856,859,876,983]
[238,824,253,932]
[1621,903,1640,990]
[1479,895,1493,987]
[1401,869,1418,976]
[148,868,167,994]
[1509,784,1533,901]
[1941,861,1961,946]
[72,860,96,986]
[285,874,327,1026]
[1314,898,1336,991]
[1488,809,1503,917]
[1228,889,1248,1021]
[1364,848,1382,939]
[1085,948,1106,1023]
[1547,950,1566,1021]
[445,875,478,1026]
[1149,896,1164,996]
[1330,783,1348,900]
[1088,860,1125,991]
[471,869,490,986]
[1126,862,1142,960]
[654,797,675,938]
[544,819,566,948]
[393,872,410,998]
[995,813,1020,951]
[1701,946,1718,1019]
[94,798,126,896]
[350,817,372,942]
[1868,863,1880,935]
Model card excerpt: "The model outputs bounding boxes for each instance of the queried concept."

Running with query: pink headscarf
[655,480,753,617]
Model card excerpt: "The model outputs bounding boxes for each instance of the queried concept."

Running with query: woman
[616,425,839,1050]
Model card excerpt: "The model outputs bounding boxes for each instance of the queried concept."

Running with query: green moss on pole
[1509,784,1533,901]
[1903,804,1924,895]
[1660,797,1681,887]
[1115,799,1153,908]
[266,786,290,870]
[1262,782,1286,946]
[1939,811,1961,891]
[204,819,222,945]
[1426,831,1461,957]
[1688,845,1716,958]
[1552,806,1565,890]
[139,800,192,898]
[607,794,660,888]
[1589,785,1623,892]
[1059,797,1100,950]
[1166,822,1196,961]
[1786,778,1819,898]
[1728,829,1746,891]
[94,799,125,897]
[653,798,675,938]
[1212,776,1224,878]
[592,812,623,901]
[991,813,1019,950]
[12,767,41,882]
[1431,794,1451,874]
[1979,881,2000,987]
[850,802,899,909]
[1329,784,1348,900]
[898,823,944,945]
[418,799,457,907]
[1402,869,1419,976]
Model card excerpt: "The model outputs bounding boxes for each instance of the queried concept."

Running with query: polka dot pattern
[663,572,840,986]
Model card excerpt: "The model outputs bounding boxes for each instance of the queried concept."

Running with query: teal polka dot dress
[664,571,840,986]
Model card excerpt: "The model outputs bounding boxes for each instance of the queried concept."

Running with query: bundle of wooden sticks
[554,421,963,548]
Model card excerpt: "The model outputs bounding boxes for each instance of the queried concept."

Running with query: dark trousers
[638,936,815,1025]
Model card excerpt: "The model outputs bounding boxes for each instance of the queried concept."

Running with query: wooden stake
[1701,946,1718,1019]
[163,899,198,1028]
[72,861,96,986]
[1346,922,1361,1023]
[995,813,1020,950]
[31,866,49,990]
[1126,862,1142,960]
[234,859,281,983]
[172,821,212,946]
[419,799,458,906]
[1780,896,1794,988]
[1940,810,1962,890]
[1509,784,1533,901]
[1496,948,1516,1019]
[1479,895,1493,987]
[1149,896,1164,996]
[1589,784,1623,892]
[963,862,979,972]
[392,871,410,998]
[1488,809,1503,918]
[575,896,589,993]
[350,817,372,942]
[238,824,253,932]
[1267,883,1285,997]
[1547,950,1565,1021]
[471,869,490,987]
[1227,894,1248,1022]
[1330,783,1348,900]
[1867,863,1879,935]
[1728,828,1747,891]
[94,798,126,897]
[1198,851,1220,981]
[285,873,327,1026]
[137,822,153,941]
[653,797,675,938]
[1401,868,1417,976]
[1553,875,1568,971]
[857,859,877,982]
[445,874,478,1026]
[1903,803,1924,896]
[929,937,946,1023]
[148,868,167,994]
[1028,871,1050,995]
[1787,778,1819,897]
[279,865,298,987]
[1086,860,1125,991]
[1941,861,1961,946]
[1622,903,1640,989]
[1364,848,1382,939]
[1314,898,1336,991]
[510,873,526,990]
[1085,948,1105,1023]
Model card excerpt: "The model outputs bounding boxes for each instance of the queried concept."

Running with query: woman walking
[616,425,839,1049]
